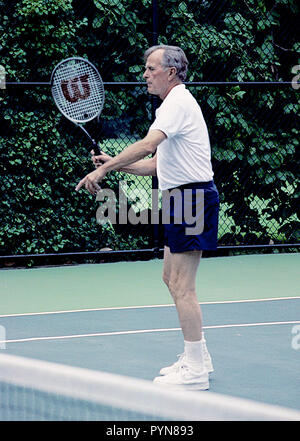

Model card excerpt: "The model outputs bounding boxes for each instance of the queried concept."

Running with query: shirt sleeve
[149,98,186,139]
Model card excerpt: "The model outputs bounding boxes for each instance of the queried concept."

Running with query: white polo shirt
[149,84,214,190]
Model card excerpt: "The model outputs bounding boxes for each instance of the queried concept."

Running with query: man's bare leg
[163,246,203,341]
[154,246,209,389]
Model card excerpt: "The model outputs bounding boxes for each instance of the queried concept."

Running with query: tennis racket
[51,57,105,155]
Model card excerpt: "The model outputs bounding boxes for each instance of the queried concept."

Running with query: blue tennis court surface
[0,254,299,414]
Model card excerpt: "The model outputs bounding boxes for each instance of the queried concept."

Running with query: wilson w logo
[61,74,90,103]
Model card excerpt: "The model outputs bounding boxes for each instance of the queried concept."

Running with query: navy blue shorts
[162,181,219,253]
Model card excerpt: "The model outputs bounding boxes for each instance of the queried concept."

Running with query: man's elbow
[143,140,157,156]
[141,130,165,155]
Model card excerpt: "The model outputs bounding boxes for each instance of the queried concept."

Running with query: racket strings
[52,60,105,123]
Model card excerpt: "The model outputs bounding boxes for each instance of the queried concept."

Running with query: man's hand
[75,166,107,195]
[91,150,112,168]
[76,150,113,194]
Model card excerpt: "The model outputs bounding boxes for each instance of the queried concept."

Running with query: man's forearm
[102,129,165,176]
[120,158,156,176]
[76,129,163,194]
[103,139,154,174]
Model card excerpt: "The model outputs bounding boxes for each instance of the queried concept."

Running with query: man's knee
[162,272,180,299]
[167,276,183,302]
[162,272,170,289]
[168,273,199,303]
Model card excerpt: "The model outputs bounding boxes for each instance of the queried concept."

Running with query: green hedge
[0,0,299,257]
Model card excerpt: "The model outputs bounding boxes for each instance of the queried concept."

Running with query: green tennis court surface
[0,253,299,314]
[0,253,299,417]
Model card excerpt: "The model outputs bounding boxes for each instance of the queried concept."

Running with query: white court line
[1,320,300,345]
[0,296,299,318]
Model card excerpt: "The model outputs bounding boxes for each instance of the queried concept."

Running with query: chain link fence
[0,0,299,264]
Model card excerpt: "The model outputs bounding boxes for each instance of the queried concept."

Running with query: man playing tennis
[76,45,219,391]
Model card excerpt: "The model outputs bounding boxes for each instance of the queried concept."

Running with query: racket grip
[93,141,101,156]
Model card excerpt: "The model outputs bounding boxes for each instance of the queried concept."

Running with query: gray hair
[144,45,188,81]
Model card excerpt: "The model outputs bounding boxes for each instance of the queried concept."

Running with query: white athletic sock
[184,340,204,370]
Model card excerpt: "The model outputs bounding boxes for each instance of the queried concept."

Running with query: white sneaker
[202,340,214,373]
[154,363,209,391]
[159,343,214,376]
[159,353,186,376]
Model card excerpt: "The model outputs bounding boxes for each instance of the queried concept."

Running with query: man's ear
[169,67,177,79]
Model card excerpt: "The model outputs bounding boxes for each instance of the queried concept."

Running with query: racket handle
[93,141,101,156]
[76,124,101,155]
